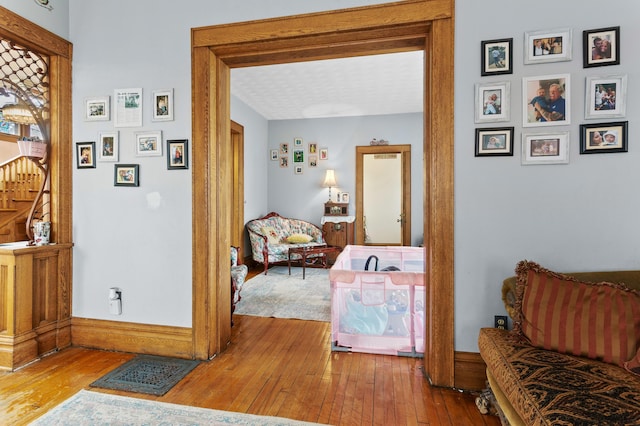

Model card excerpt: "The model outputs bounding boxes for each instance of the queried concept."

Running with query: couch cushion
[479,327,640,426]
[513,260,640,366]
[261,226,281,244]
[286,233,313,244]
[625,347,640,376]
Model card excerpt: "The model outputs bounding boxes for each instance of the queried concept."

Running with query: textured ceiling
[230,51,424,120]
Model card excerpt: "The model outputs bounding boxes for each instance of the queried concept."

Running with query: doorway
[191,1,455,387]
[355,145,411,246]
[230,120,244,254]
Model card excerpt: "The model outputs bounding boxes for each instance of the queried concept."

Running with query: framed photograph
[98,131,119,162]
[521,132,570,165]
[293,149,304,163]
[340,192,350,203]
[279,156,288,168]
[475,81,510,123]
[309,154,318,167]
[294,137,303,147]
[585,75,626,119]
[114,164,140,187]
[481,38,512,76]
[167,139,188,169]
[319,148,328,160]
[474,127,514,157]
[152,89,173,121]
[135,131,162,156]
[280,143,288,155]
[579,121,628,154]
[114,88,143,127]
[85,96,110,121]
[270,149,278,160]
[309,142,318,154]
[76,142,96,168]
[522,74,570,127]
[583,26,620,68]
[294,165,303,175]
[524,28,572,64]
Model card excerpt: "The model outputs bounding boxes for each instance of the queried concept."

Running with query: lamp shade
[1,103,36,125]
[322,169,337,187]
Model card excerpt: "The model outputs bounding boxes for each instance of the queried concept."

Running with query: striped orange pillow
[514,260,640,366]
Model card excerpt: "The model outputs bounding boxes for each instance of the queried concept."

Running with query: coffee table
[288,245,341,279]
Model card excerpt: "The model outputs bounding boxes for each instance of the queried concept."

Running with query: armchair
[231,246,248,325]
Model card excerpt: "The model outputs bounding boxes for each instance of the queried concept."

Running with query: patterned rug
[89,355,199,396]
[29,390,326,425]
[233,266,330,322]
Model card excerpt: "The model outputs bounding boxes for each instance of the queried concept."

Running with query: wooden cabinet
[322,219,354,264]
[0,243,73,371]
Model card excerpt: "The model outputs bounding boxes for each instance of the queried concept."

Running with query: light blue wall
[0,0,68,39]
[267,114,424,246]
[454,0,640,350]
[7,0,640,352]
[66,0,391,327]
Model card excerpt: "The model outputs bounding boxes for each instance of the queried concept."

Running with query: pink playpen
[329,245,425,357]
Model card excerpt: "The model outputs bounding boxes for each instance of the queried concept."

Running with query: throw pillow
[513,260,640,366]
[286,233,313,244]
[624,347,640,376]
[261,226,281,244]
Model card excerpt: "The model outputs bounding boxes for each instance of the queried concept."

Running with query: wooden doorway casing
[191,0,455,386]
[355,144,411,246]
[230,120,244,254]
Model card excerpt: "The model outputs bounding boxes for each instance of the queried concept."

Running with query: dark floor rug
[89,355,200,396]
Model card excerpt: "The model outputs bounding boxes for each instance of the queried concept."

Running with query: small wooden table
[288,245,341,279]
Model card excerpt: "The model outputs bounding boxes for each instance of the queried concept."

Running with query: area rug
[233,266,330,322]
[89,355,199,396]
[29,390,326,425]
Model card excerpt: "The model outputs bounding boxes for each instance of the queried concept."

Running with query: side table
[288,245,341,279]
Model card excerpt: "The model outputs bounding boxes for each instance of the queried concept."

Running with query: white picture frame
[522,74,570,127]
[135,130,162,157]
[524,28,572,64]
[474,81,510,123]
[521,132,570,165]
[585,75,626,119]
[114,88,143,127]
[152,88,174,121]
[84,96,110,121]
[98,131,119,162]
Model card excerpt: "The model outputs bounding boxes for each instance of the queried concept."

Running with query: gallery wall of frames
[76,87,189,186]
[475,26,626,164]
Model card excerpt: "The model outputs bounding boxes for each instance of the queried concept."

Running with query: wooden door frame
[191,0,455,387]
[230,120,244,254]
[355,144,411,246]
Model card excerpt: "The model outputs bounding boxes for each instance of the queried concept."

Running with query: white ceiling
[230,51,424,120]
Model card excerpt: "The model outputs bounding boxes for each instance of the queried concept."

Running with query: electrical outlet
[494,315,507,330]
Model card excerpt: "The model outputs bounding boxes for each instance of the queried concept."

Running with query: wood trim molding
[191,0,455,387]
[72,317,193,359]
[454,351,488,391]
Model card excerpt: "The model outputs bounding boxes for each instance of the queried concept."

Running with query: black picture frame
[583,26,620,68]
[481,38,512,76]
[114,164,140,186]
[76,141,96,168]
[475,127,514,157]
[579,121,628,154]
[167,139,189,169]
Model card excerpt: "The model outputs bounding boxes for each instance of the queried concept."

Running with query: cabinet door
[323,222,344,248]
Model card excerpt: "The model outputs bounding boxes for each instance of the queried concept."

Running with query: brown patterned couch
[478,261,640,425]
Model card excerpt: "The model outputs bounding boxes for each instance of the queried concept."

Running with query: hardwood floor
[0,314,499,426]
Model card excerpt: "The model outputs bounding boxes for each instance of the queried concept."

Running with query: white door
[363,153,402,244]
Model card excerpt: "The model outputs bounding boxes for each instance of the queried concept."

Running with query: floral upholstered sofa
[246,212,325,274]
[477,260,640,426]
